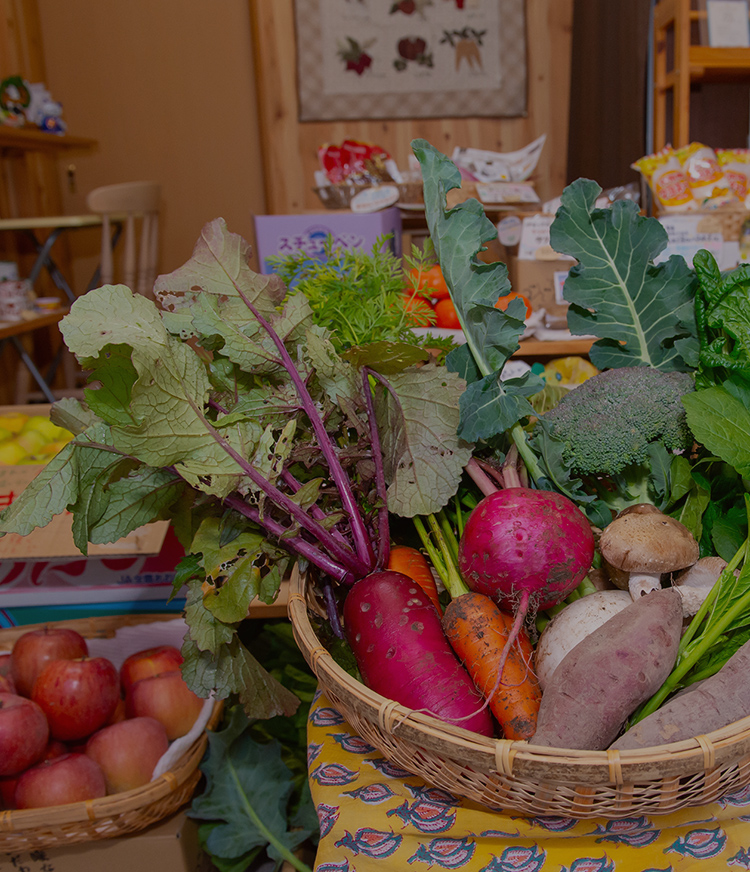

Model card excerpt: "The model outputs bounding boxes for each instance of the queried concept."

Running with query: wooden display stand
[653,0,750,149]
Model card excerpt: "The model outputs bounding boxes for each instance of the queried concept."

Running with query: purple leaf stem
[465,457,499,497]
[223,494,354,584]
[361,367,392,570]
[500,445,522,489]
[227,283,375,572]
[184,394,370,578]
[280,468,352,549]
[322,579,345,639]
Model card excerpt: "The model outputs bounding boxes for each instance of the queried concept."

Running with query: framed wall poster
[293,0,527,121]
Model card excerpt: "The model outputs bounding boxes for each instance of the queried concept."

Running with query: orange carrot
[387,545,442,613]
[442,591,541,740]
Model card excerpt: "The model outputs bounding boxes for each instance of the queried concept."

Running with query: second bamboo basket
[288,565,750,820]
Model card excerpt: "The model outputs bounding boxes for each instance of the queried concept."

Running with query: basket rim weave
[288,565,750,815]
[0,613,222,846]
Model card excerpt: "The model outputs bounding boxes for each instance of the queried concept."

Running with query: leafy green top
[551,179,698,371]
[0,218,470,718]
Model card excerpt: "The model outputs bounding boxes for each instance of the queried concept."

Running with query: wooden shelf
[0,125,96,153]
[689,46,750,81]
[653,0,750,147]
[513,337,594,358]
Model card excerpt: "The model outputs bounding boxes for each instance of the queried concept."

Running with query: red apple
[14,753,106,808]
[126,671,204,740]
[0,692,49,776]
[43,739,68,760]
[106,696,127,725]
[86,717,169,793]
[10,627,89,697]
[0,775,18,809]
[0,674,13,693]
[120,645,183,693]
[32,657,119,741]
[0,652,12,679]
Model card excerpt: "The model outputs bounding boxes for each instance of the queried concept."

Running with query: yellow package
[676,141,737,207]
[717,147,750,201]
[631,146,696,212]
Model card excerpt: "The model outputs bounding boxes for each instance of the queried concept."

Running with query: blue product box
[253,207,403,274]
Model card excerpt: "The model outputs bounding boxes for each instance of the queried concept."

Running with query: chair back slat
[86,181,160,297]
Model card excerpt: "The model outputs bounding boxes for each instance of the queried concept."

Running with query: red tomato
[410,264,450,300]
[434,298,461,329]
[402,293,435,328]
[495,290,533,319]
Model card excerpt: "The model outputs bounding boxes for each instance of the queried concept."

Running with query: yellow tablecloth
[307,690,750,871]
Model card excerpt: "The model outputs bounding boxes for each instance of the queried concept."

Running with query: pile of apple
[0,627,205,810]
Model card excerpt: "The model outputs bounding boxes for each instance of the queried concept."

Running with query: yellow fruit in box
[0,413,73,464]
[15,428,48,456]
[544,356,598,388]
[0,412,28,435]
[0,440,27,465]
[21,415,68,441]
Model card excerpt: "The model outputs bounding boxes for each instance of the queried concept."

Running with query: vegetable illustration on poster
[294,0,527,120]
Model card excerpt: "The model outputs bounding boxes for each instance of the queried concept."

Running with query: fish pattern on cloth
[307,689,750,871]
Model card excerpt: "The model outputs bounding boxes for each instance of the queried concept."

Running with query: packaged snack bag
[717,148,750,201]
[631,147,696,212]
[675,142,737,207]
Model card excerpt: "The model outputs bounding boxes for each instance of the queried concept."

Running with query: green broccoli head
[540,366,695,477]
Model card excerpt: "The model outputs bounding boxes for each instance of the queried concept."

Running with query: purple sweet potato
[530,587,683,750]
[611,638,750,750]
[343,570,494,736]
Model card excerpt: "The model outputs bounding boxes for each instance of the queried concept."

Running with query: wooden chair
[86,181,161,298]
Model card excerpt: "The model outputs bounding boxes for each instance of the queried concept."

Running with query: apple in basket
[119,644,183,693]
[32,657,120,742]
[125,670,204,741]
[85,716,169,793]
[10,627,89,697]
[0,652,13,683]
[0,692,49,776]
[14,752,106,809]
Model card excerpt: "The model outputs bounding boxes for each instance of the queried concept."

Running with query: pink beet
[458,488,594,611]
[458,488,595,687]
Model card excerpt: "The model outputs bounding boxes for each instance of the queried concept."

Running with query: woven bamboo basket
[288,565,750,820]
[0,614,223,852]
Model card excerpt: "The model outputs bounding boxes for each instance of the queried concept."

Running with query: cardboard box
[0,462,169,560]
[510,256,573,321]
[0,811,206,872]
[0,404,182,608]
[253,207,402,274]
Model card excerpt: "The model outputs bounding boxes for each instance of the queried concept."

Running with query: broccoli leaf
[189,706,314,869]
[413,138,542,444]
[550,179,698,372]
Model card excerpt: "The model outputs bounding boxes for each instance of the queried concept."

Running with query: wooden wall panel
[250,0,573,213]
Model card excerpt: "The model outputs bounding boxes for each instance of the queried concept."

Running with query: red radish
[458,488,594,686]
[343,570,494,736]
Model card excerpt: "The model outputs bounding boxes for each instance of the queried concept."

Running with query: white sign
[655,215,724,268]
[517,214,575,262]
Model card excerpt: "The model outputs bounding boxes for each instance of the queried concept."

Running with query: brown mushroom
[598,504,699,600]
[673,555,727,617]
